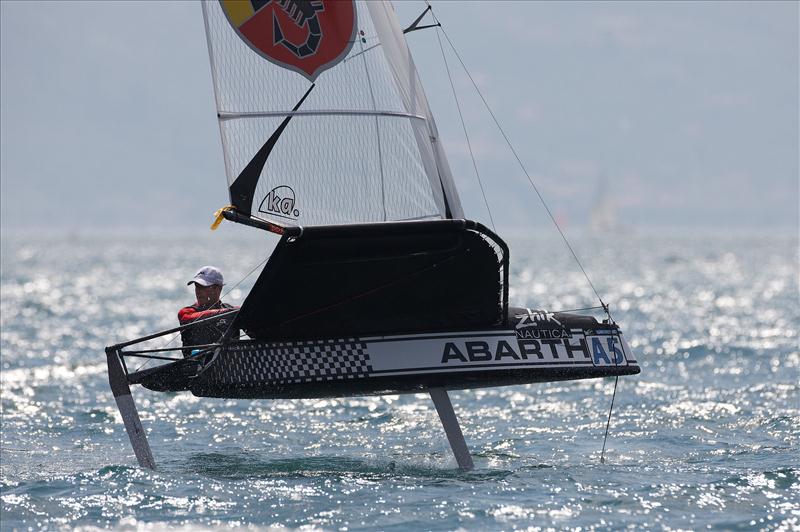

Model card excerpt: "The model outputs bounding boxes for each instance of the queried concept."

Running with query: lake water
[1,231,798,530]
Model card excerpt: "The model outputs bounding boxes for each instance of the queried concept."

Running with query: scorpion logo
[220,0,356,81]
[264,0,325,58]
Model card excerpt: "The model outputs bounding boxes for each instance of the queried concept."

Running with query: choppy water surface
[1,232,798,530]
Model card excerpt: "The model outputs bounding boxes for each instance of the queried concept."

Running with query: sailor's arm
[178,306,235,325]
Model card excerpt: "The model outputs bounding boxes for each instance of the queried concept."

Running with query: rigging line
[431,19,608,312]
[134,253,272,373]
[220,254,272,301]
[549,305,606,315]
[342,42,381,64]
[600,376,620,464]
[434,26,495,232]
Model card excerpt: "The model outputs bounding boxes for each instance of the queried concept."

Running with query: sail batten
[218,110,427,120]
[202,0,462,226]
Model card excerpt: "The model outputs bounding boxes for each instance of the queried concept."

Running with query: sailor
[178,266,239,356]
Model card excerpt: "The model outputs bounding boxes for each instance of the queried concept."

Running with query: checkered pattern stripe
[213,339,372,385]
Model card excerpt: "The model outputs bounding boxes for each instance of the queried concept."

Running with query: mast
[366,1,464,219]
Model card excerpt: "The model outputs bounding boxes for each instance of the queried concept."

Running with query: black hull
[131,310,640,400]
[129,358,203,392]
[186,365,639,399]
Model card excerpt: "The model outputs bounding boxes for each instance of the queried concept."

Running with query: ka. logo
[258,185,300,220]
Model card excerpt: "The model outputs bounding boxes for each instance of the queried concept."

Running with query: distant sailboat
[589,176,617,232]
[588,174,632,235]
[106,0,639,471]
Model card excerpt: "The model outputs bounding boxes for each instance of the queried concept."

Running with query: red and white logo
[220,0,357,81]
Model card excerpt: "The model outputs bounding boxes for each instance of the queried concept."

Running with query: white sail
[201,0,463,226]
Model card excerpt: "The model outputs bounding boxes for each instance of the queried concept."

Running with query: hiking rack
[106,310,239,468]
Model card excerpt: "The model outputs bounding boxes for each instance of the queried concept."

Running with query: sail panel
[202,0,460,226]
[221,114,440,225]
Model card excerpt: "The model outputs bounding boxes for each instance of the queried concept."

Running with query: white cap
[188,265,224,287]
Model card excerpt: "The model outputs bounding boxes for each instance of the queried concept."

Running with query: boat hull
[190,364,638,399]
[135,311,640,399]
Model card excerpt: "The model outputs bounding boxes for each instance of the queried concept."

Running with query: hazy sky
[1,1,797,235]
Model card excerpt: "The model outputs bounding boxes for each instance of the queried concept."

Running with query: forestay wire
[426,3,609,318]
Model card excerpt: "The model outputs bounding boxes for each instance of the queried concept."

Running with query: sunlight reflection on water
[1,233,798,529]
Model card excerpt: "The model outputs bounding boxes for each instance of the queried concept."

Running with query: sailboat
[106,0,640,471]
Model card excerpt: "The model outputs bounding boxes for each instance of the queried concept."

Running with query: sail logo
[514,308,562,329]
[219,0,357,81]
[259,185,300,220]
